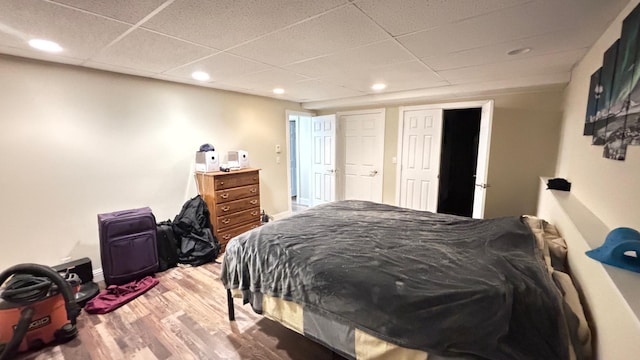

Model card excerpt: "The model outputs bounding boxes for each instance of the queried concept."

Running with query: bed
[221,200,592,360]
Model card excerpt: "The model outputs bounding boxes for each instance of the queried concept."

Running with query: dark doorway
[437,108,482,217]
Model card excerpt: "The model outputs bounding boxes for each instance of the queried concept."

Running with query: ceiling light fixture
[371,83,387,91]
[273,88,285,94]
[191,71,210,81]
[28,39,63,53]
[507,47,532,56]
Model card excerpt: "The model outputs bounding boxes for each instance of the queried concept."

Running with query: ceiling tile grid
[228,5,390,66]
[283,39,416,79]
[165,52,273,83]
[354,0,531,36]
[141,0,349,50]
[0,0,631,106]
[91,28,215,74]
[49,0,168,24]
[0,0,131,60]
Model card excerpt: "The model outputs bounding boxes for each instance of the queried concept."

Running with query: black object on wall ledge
[547,178,572,191]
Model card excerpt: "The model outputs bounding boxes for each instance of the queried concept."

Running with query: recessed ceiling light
[273,88,285,94]
[28,39,63,53]
[191,71,210,81]
[507,47,531,56]
[371,83,387,91]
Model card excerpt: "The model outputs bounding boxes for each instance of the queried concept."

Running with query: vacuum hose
[0,264,81,360]
[0,307,34,360]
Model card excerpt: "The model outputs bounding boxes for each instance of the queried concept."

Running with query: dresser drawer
[218,220,261,252]
[214,171,259,190]
[215,196,260,216]
[216,207,260,230]
[215,184,259,203]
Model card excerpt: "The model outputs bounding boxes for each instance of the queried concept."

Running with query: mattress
[221,200,591,360]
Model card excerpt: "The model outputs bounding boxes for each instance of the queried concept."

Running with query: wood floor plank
[12,260,345,360]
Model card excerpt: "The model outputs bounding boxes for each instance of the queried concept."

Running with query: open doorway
[437,108,481,217]
[396,100,493,219]
[286,111,313,214]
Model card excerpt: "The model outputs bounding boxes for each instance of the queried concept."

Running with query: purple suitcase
[98,207,159,285]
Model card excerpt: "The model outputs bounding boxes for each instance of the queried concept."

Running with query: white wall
[556,0,640,231]
[0,55,302,271]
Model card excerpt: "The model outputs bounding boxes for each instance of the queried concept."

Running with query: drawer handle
[250,188,257,193]
[249,200,258,205]
[221,193,229,199]
[223,234,231,240]
[222,218,231,224]
[253,177,257,181]
[251,211,258,216]
[220,181,224,185]
[251,225,258,229]
[221,206,230,212]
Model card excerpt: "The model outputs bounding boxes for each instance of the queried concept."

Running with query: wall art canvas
[584,2,640,160]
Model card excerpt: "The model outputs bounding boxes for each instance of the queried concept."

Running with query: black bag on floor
[173,195,220,266]
[156,220,179,272]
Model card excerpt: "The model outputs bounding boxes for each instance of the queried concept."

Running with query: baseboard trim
[93,268,104,283]
[272,211,292,221]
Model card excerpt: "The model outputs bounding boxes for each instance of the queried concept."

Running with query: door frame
[335,108,386,202]
[395,100,494,218]
[285,110,315,215]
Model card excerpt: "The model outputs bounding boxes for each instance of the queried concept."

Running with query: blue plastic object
[586,227,640,273]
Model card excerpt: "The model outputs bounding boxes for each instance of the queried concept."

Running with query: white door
[472,101,494,218]
[338,110,385,202]
[311,115,336,206]
[397,109,443,211]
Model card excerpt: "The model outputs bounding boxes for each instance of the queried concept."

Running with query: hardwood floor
[15,261,344,360]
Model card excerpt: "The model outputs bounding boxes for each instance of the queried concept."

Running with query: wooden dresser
[195,168,261,252]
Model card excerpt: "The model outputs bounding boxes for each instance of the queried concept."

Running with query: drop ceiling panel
[439,48,587,84]
[355,0,530,36]
[223,68,310,93]
[82,61,157,79]
[142,0,348,50]
[284,40,414,79]
[166,52,272,83]
[92,29,214,74]
[0,0,130,59]
[398,0,622,60]
[423,28,599,71]
[284,80,365,101]
[50,0,167,24]
[325,60,447,93]
[229,5,389,66]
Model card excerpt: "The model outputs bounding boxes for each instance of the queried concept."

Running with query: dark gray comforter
[221,200,571,359]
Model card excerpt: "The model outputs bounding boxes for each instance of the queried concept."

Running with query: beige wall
[0,55,302,271]
[556,0,640,231]
[320,88,564,218]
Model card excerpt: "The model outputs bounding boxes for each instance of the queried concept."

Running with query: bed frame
[224,185,640,358]
[537,178,640,359]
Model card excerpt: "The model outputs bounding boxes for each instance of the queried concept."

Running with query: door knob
[475,183,491,189]
[326,169,335,173]
[369,170,378,177]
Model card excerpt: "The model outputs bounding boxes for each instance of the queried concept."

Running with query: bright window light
[191,71,210,81]
[371,83,387,91]
[28,39,63,53]
[273,88,285,94]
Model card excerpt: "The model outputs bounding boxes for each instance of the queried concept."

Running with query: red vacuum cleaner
[0,263,81,360]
